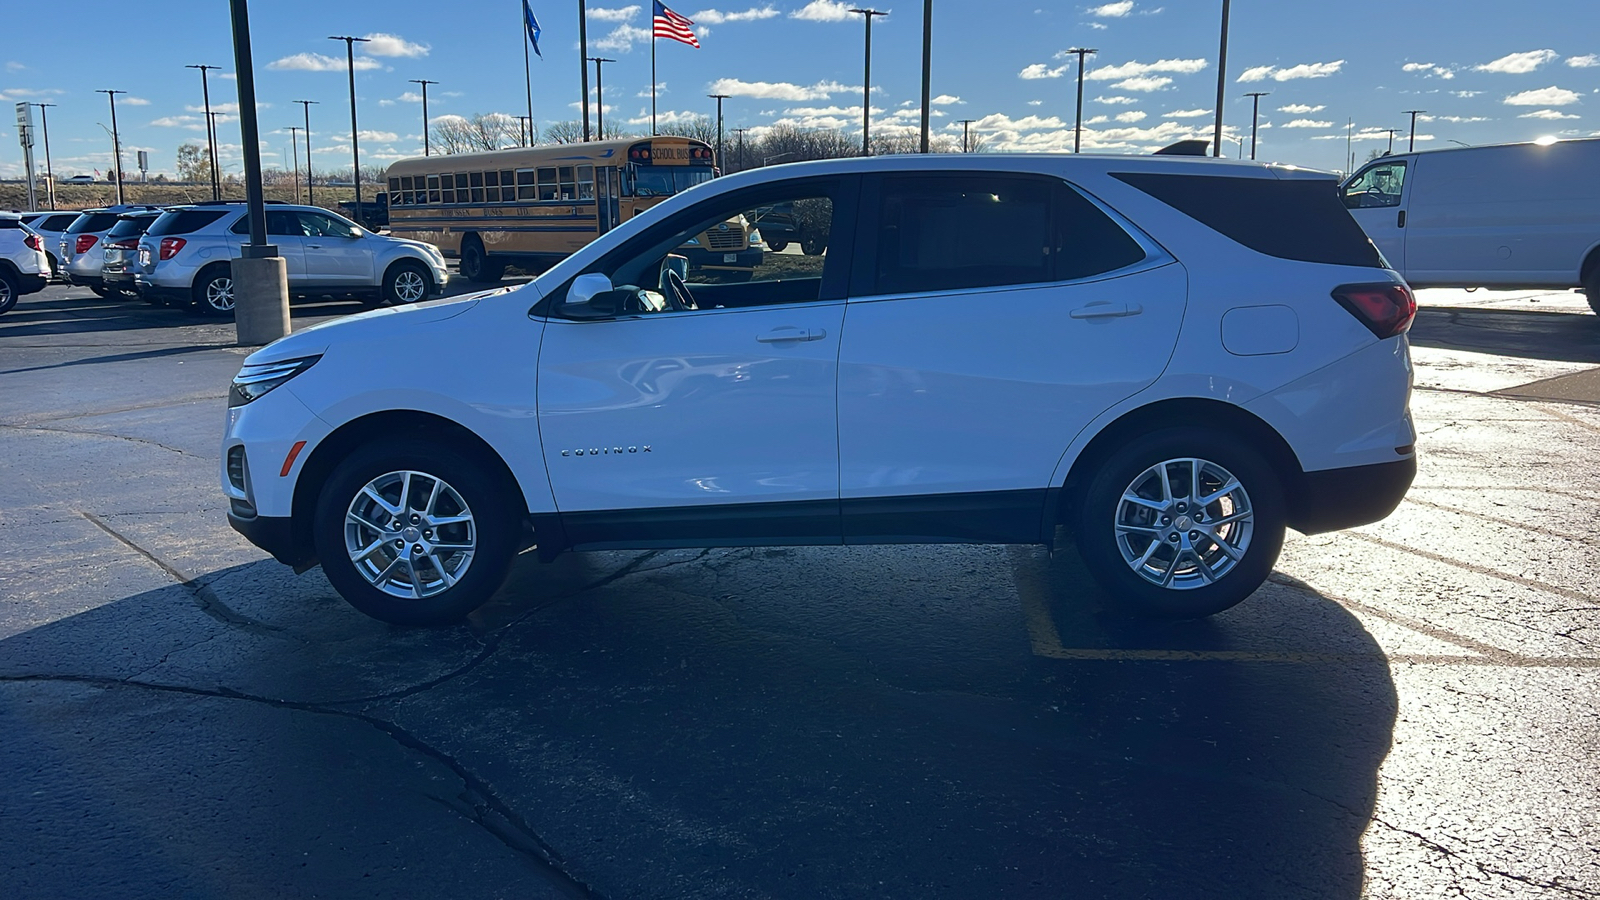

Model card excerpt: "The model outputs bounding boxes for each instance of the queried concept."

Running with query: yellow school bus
[384,136,760,282]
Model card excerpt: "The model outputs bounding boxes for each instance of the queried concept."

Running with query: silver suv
[134,202,449,316]
[0,213,51,314]
[59,206,161,295]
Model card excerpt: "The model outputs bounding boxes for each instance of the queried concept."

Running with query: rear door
[233,212,307,281]
[837,172,1187,543]
[1343,159,1410,272]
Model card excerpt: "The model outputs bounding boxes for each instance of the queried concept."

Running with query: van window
[1113,172,1384,269]
[1343,162,1408,209]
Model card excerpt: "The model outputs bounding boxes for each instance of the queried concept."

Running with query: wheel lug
[394,539,403,548]
[1177,503,1187,512]
[1169,534,1180,542]
[1161,516,1171,525]
[1189,531,1200,540]
[423,530,433,539]
[411,514,421,524]
[412,544,424,554]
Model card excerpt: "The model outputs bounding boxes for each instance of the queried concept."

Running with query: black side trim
[560,499,842,550]
[842,489,1049,545]
[228,511,316,569]
[1289,456,1416,535]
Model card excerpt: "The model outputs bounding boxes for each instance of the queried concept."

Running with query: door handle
[1070,303,1143,319]
[307,244,323,249]
[757,327,826,343]
[1396,210,1406,228]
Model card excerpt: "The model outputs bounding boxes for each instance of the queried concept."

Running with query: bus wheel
[460,237,505,283]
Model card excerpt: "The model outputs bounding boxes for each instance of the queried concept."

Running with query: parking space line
[1343,531,1598,606]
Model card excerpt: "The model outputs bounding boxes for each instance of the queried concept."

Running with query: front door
[1343,159,1410,272]
[296,210,375,285]
[537,176,856,548]
[837,172,1187,543]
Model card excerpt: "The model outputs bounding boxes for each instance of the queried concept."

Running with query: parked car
[18,211,82,277]
[221,153,1418,627]
[58,205,160,295]
[134,201,448,316]
[1342,137,1600,313]
[60,175,96,185]
[0,213,52,314]
[101,210,164,299]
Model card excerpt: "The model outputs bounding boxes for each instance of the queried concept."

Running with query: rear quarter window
[147,209,230,236]
[0,218,20,230]
[1111,172,1383,268]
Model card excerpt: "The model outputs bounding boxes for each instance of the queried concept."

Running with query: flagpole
[651,31,658,136]
[523,1,534,146]
[579,0,591,141]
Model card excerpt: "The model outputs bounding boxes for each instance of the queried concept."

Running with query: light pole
[579,0,591,142]
[1404,109,1425,152]
[708,93,729,167]
[732,126,748,172]
[287,126,301,202]
[1212,0,1230,157]
[328,35,371,213]
[1244,91,1268,160]
[918,0,931,153]
[295,100,317,205]
[518,116,533,146]
[31,103,56,209]
[229,0,290,346]
[588,57,614,139]
[96,90,127,205]
[1065,47,1096,153]
[1386,127,1398,154]
[186,64,222,199]
[849,8,887,156]
[957,118,975,152]
[409,79,437,156]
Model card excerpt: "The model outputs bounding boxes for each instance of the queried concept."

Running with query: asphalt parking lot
[2,281,1598,899]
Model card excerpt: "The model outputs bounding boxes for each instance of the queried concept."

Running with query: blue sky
[2,0,1596,181]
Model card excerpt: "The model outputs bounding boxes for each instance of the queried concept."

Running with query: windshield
[107,216,157,239]
[631,166,715,198]
[66,213,120,233]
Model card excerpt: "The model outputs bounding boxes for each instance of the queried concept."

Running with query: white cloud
[636,81,668,97]
[358,129,399,141]
[1238,60,1345,82]
[593,23,653,52]
[1161,108,1210,118]
[1086,115,1109,124]
[589,5,641,21]
[151,115,206,130]
[1475,49,1557,74]
[1086,57,1207,81]
[361,33,430,57]
[1086,21,1107,29]
[1567,54,1599,68]
[1112,75,1171,92]
[1452,90,1483,98]
[121,97,151,106]
[1277,103,1324,113]
[1094,95,1138,105]
[1280,118,1333,128]
[706,77,854,101]
[693,6,778,23]
[1087,1,1132,16]
[1518,109,1580,119]
[1027,99,1043,106]
[931,94,963,105]
[1504,86,1581,106]
[1114,110,1146,122]
[790,0,853,21]
[1237,65,1275,82]
[1426,115,1490,123]
[1019,63,1068,79]
[269,52,383,72]
[5,61,24,72]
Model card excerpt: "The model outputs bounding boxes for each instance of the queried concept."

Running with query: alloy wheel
[343,469,477,600]
[394,269,427,303]
[205,276,235,312]
[1113,457,1254,590]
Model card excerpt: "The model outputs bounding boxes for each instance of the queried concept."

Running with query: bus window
[632,166,713,198]
[470,172,485,203]
[440,175,455,204]
[400,176,414,206]
[500,170,515,195]
[388,178,400,204]
[538,167,558,201]
[558,166,576,200]
[427,175,441,204]
[454,175,469,204]
[578,165,595,201]
[517,169,536,200]
[483,171,498,202]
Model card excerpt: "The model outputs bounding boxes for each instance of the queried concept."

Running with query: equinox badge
[560,446,652,457]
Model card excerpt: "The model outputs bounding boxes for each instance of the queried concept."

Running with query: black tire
[45,252,58,278]
[90,285,112,298]
[1584,266,1600,316]
[766,239,789,252]
[0,270,18,315]
[459,237,505,283]
[382,260,432,306]
[1074,427,1286,618]
[313,438,520,626]
[191,264,236,317]
[801,234,826,256]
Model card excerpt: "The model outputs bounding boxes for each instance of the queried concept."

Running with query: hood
[243,285,526,365]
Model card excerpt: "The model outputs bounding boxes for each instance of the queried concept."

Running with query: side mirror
[560,272,624,319]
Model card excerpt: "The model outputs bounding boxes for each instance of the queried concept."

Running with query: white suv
[222,154,1417,626]
[134,202,449,316]
[0,213,51,314]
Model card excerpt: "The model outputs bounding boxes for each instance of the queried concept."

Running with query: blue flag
[523,0,543,58]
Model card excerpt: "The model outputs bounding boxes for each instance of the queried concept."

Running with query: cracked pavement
[2,285,1598,899]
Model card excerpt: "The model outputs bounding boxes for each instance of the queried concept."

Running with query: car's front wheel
[1584,266,1600,316]
[313,439,520,626]
[1074,427,1286,618]
[382,261,430,306]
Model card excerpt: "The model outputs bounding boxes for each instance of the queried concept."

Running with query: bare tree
[658,115,717,146]
[431,113,522,154]
[540,120,585,144]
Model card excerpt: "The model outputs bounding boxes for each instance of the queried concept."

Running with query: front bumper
[684,246,763,271]
[1288,455,1416,535]
[227,510,313,568]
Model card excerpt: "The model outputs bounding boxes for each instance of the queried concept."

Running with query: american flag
[653,0,700,47]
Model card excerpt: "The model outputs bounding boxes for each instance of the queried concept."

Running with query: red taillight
[75,234,99,254]
[24,234,40,251]
[159,237,187,260]
[111,238,139,250]
[1331,282,1415,339]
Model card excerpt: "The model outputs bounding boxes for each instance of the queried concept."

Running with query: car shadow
[0,543,1396,899]
[1410,304,1600,364]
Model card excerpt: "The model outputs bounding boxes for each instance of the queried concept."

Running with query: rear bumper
[135,277,190,304]
[16,273,48,295]
[63,272,104,288]
[1288,455,1416,535]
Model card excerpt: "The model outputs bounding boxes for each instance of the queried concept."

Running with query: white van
[1341,138,1600,312]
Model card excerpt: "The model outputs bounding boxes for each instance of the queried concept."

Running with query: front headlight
[228,355,321,407]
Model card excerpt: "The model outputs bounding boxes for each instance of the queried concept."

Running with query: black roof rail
[191,199,289,206]
[1154,139,1212,157]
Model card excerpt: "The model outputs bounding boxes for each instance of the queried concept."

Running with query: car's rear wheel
[382,261,430,306]
[90,285,112,298]
[192,265,236,317]
[313,439,520,626]
[0,270,18,315]
[1584,266,1600,316]
[766,239,789,252]
[1074,427,1286,618]
[459,236,504,283]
